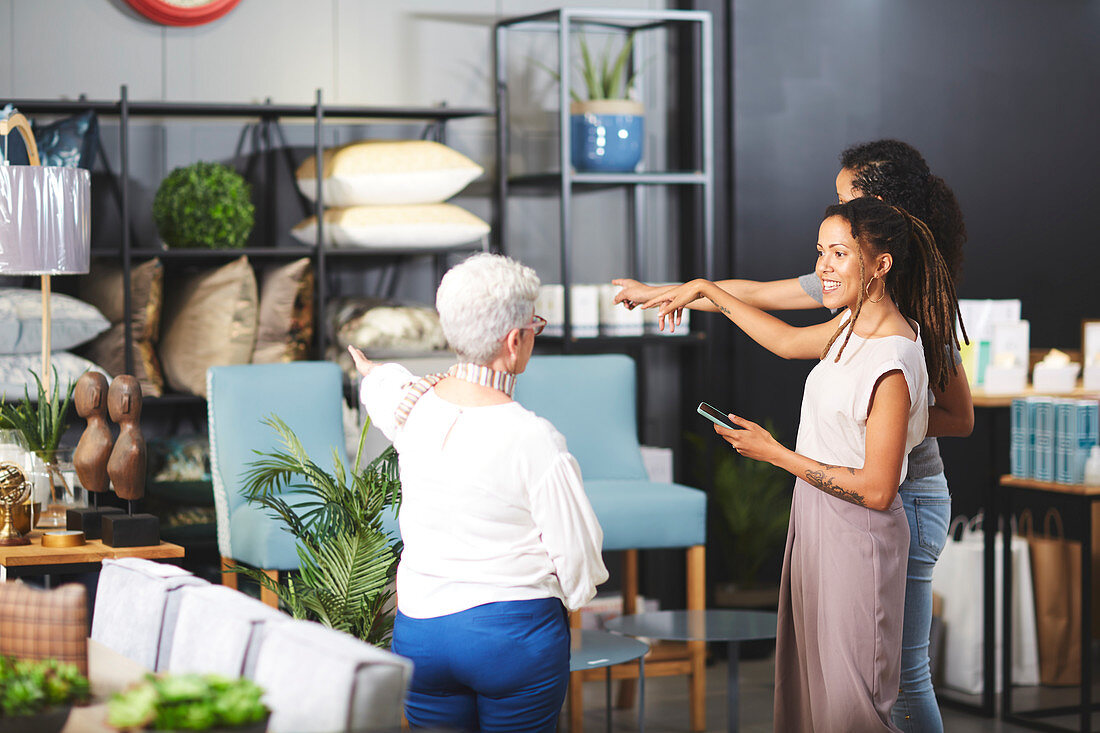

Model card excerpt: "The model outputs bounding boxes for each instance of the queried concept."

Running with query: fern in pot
[235,416,401,647]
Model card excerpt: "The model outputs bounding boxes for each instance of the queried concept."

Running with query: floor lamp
[0,111,92,397]
[1,111,91,529]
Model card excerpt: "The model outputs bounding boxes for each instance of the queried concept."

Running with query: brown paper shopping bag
[1021,509,1081,686]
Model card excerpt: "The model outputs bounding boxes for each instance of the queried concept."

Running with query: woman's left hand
[640,279,712,332]
[714,414,783,464]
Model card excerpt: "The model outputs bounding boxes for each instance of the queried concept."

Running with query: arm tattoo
[804,463,866,507]
[707,297,731,317]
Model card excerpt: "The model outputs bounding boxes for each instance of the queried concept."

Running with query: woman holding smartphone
[642,197,963,731]
[614,139,969,732]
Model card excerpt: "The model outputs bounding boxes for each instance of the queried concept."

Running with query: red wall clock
[125,0,242,27]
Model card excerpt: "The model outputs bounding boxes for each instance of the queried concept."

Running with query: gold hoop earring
[865,276,886,304]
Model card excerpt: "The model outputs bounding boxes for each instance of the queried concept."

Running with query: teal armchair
[206,362,348,606]
[514,354,708,732]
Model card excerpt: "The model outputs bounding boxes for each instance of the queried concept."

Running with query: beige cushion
[78,258,165,396]
[159,256,258,397]
[295,139,482,206]
[253,258,314,364]
[291,203,490,248]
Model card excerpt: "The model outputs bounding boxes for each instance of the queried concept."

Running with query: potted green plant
[233,416,401,647]
[152,162,255,249]
[563,32,645,172]
[106,673,267,732]
[0,369,79,530]
[687,427,792,607]
[0,655,90,733]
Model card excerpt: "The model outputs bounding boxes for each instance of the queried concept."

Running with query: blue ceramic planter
[570,101,644,173]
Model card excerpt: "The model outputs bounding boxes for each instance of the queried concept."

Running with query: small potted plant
[106,673,268,732]
[565,32,645,173]
[0,655,91,733]
[0,369,81,530]
[152,162,255,250]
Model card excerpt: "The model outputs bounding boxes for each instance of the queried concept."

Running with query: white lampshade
[0,165,91,275]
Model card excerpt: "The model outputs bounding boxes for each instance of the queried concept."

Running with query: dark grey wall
[729,0,1100,452]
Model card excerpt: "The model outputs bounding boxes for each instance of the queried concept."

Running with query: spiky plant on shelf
[236,416,401,647]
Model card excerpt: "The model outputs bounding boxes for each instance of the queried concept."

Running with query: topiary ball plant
[153,161,255,249]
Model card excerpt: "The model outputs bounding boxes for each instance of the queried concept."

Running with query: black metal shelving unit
[494,8,716,418]
[10,88,493,406]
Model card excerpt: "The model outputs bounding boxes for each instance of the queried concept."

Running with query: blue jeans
[392,597,569,733]
[891,472,951,733]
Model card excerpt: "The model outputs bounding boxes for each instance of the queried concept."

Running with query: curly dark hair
[822,197,964,392]
[840,140,966,283]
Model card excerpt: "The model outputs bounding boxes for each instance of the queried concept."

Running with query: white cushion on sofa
[296,139,483,206]
[291,203,490,248]
[254,620,412,733]
[168,584,287,679]
[90,558,208,671]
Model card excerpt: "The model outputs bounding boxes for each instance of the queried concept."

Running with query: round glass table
[570,628,649,733]
[604,609,777,733]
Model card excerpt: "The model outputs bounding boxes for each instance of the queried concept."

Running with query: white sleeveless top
[795,324,929,486]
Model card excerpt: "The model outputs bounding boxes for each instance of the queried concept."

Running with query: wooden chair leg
[615,549,639,710]
[687,544,707,733]
[220,556,238,590]
[567,610,584,733]
[260,569,279,608]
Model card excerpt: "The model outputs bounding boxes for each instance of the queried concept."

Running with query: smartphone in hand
[697,401,736,430]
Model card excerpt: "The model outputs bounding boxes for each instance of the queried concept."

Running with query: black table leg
[1081,496,1092,733]
[727,640,740,733]
[605,666,612,733]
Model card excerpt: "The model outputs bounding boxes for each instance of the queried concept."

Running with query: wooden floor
[567,652,1087,732]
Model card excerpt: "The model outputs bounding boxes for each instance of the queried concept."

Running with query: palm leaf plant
[236,416,401,647]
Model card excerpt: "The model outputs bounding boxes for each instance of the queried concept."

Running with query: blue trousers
[392,597,569,733]
[891,472,952,733]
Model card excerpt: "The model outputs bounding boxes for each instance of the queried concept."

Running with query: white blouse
[796,327,929,487]
[361,363,608,619]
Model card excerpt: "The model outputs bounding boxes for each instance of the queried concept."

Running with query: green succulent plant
[535,31,642,102]
[152,161,255,249]
[235,416,401,647]
[106,673,267,731]
[0,656,90,718]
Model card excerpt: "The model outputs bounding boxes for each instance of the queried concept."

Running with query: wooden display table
[999,475,1100,732]
[971,385,1100,408]
[0,533,184,581]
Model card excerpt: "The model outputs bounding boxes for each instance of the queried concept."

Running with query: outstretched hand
[347,345,376,377]
[641,279,713,333]
[714,413,784,465]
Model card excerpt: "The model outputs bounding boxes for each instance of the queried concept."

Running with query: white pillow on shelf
[0,352,109,401]
[0,288,110,354]
[295,139,483,206]
[291,203,490,249]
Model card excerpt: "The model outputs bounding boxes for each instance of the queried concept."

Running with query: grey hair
[436,253,540,365]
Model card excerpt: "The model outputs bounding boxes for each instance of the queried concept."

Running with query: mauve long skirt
[773,479,910,732]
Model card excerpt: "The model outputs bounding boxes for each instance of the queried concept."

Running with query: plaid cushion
[0,581,88,673]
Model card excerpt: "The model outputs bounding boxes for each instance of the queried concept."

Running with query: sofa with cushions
[90,557,412,733]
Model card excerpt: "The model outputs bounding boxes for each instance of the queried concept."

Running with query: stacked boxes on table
[1012,397,1099,483]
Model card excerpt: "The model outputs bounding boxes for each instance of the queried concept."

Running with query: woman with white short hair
[349,253,607,733]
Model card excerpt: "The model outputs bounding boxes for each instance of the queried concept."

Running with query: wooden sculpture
[73,372,113,505]
[102,375,158,547]
[106,375,145,505]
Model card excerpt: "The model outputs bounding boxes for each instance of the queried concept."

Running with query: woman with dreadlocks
[643,197,963,731]
[615,139,968,732]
